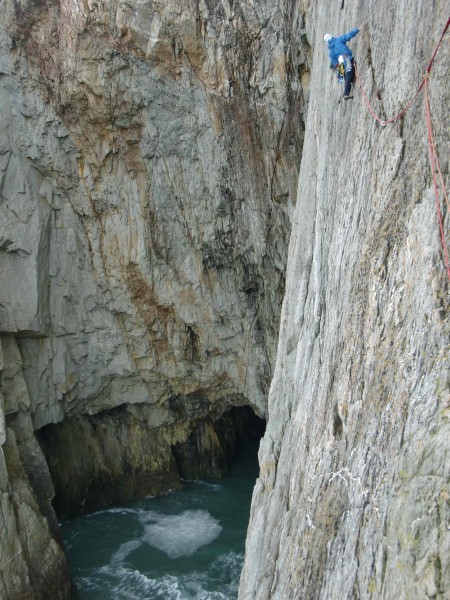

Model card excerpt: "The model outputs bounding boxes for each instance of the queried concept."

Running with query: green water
[61,441,260,600]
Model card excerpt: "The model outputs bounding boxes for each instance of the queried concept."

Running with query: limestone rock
[1,0,305,427]
[37,402,264,517]
[0,338,72,600]
[1,0,448,598]
[240,1,450,598]
[0,0,304,595]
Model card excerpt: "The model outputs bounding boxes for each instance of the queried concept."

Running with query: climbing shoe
[343,95,354,100]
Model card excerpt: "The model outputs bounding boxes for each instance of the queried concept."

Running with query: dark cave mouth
[59,409,264,598]
[36,403,265,519]
[172,404,266,480]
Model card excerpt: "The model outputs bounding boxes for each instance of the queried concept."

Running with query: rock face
[1,0,305,427]
[0,337,72,600]
[1,0,448,598]
[240,1,450,599]
[37,403,264,517]
[0,0,304,596]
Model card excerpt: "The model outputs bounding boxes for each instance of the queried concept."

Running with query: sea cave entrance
[38,404,265,599]
[36,403,265,519]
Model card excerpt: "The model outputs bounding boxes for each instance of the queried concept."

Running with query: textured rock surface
[1,0,305,425]
[0,337,72,600]
[1,0,448,598]
[37,403,264,517]
[0,0,304,596]
[240,1,450,599]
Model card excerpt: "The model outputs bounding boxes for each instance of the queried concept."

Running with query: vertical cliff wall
[0,338,72,599]
[0,0,305,427]
[240,1,449,599]
[0,0,305,596]
[1,0,448,598]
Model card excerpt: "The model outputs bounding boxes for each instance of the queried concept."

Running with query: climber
[324,24,364,99]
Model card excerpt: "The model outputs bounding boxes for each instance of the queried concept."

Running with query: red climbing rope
[355,16,450,281]
[426,95,450,215]
[355,16,450,125]
[424,76,450,282]
[426,16,450,73]
[355,65,423,125]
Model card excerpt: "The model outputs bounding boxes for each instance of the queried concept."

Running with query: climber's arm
[337,28,360,43]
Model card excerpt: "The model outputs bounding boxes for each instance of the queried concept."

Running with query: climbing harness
[335,55,353,83]
[355,16,450,281]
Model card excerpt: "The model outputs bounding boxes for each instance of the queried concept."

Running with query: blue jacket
[327,28,359,67]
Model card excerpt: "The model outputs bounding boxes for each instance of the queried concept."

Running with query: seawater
[61,441,260,600]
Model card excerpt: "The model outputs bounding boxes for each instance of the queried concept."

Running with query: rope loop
[355,17,449,125]
[354,17,450,281]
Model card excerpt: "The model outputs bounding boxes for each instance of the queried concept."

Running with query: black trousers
[344,58,355,96]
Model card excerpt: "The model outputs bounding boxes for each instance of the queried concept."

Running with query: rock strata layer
[240,1,449,599]
[0,0,305,596]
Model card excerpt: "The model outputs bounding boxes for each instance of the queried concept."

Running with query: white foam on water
[208,552,244,596]
[74,575,104,593]
[93,564,186,599]
[180,570,229,599]
[109,565,229,599]
[86,506,145,518]
[188,481,223,492]
[76,555,239,599]
[111,566,182,599]
[111,539,143,564]
[211,551,244,573]
[141,509,223,558]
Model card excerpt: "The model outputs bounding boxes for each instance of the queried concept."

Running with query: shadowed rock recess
[0,1,448,600]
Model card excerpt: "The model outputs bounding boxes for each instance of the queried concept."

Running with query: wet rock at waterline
[1,0,449,598]
[37,403,264,518]
[0,0,297,594]
[0,338,72,600]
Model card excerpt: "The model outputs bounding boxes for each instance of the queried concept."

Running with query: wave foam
[141,509,222,559]
[77,552,242,599]
[111,540,143,564]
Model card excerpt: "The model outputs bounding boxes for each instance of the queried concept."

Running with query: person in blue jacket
[324,24,364,99]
